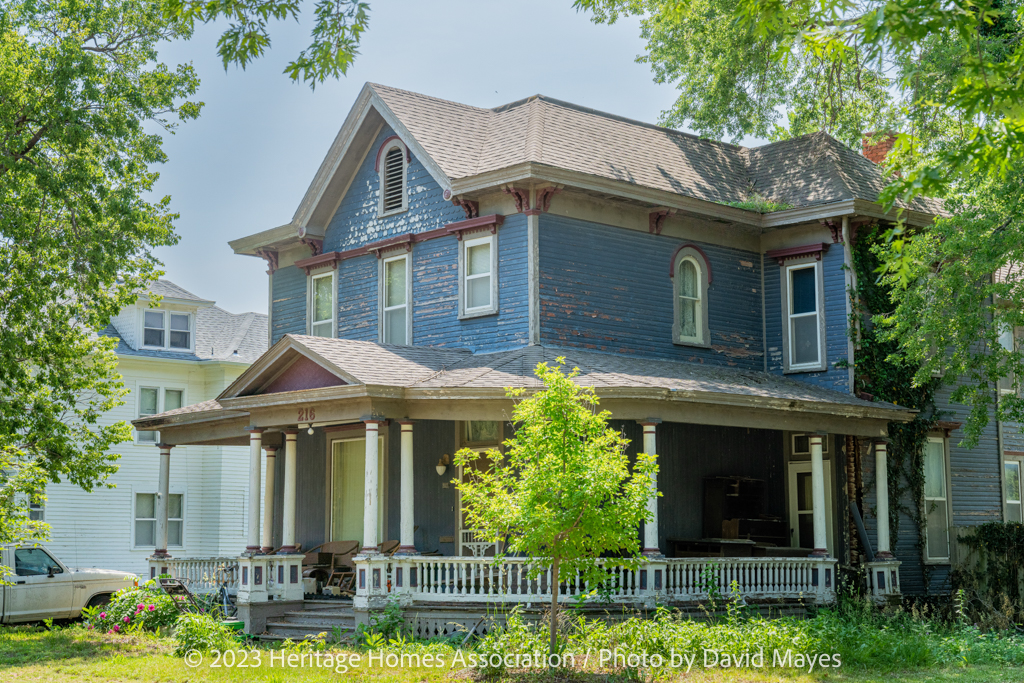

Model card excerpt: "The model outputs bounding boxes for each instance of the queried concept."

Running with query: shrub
[173,612,234,656]
[82,580,177,635]
[355,595,405,644]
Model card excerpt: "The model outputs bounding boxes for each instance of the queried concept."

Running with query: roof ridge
[815,133,860,201]
[368,82,491,113]
[525,98,545,163]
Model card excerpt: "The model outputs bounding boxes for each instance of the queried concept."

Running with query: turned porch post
[809,433,829,557]
[246,428,264,554]
[154,443,173,559]
[398,421,416,553]
[262,445,277,553]
[280,430,299,553]
[640,420,661,556]
[362,420,383,553]
[874,439,893,559]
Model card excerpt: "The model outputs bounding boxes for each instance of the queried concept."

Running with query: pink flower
[123,616,130,623]
[99,612,106,619]
[137,603,144,610]
[148,605,155,611]
[112,625,120,632]
[87,625,93,630]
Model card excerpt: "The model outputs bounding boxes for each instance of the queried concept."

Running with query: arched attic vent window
[670,244,712,347]
[375,136,410,216]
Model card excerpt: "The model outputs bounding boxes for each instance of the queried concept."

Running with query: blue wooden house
[135,84,1012,635]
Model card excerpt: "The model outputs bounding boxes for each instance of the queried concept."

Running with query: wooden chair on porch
[322,541,361,595]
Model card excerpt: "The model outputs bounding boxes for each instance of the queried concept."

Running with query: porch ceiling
[136,337,913,444]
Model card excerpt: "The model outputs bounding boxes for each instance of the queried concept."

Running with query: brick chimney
[862,131,897,164]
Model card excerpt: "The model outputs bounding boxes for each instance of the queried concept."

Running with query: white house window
[135,492,183,547]
[460,234,497,318]
[672,246,710,346]
[143,310,192,350]
[28,501,44,522]
[786,262,823,370]
[924,437,951,561]
[137,387,183,443]
[791,433,829,455]
[378,141,408,216]
[1005,458,1022,523]
[465,421,501,445]
[310,271,335,337]
[381,254,410,345]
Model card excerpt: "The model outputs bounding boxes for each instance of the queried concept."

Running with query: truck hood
[69,567,137,584]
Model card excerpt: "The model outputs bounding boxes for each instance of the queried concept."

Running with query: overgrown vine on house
[950,521,1024,627]
[849,224,941,583]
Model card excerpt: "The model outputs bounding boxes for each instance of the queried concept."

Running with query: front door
[6,547,74,622]
[330,437,384,547]
[788,461,834,554]
[458,449,498,556]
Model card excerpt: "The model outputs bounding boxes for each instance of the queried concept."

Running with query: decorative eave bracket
[649,208,677,235]
[255,248,279,275]
[446,214,505,240]
[367,234,414,259]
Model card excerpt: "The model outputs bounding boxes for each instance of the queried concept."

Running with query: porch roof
[135,336,913,441]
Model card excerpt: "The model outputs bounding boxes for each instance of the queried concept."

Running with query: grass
[1,622,1021,683]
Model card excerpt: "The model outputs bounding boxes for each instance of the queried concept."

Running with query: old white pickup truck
[1,544,136,624]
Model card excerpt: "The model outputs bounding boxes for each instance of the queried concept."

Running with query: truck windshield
[14,548,61,576]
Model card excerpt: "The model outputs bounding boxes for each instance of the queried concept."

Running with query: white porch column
[362,420,383,553]
[153,443,173,559]
[246,428,264,554]
[398,421,416,553]
[262,445,277,553]
[640,421,661,556]
[874,439,893,559]
[280,430,299,553]
[809,433,829,557]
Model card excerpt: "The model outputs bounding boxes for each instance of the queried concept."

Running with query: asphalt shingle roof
[144,279,214,303]
[370,83,941,214]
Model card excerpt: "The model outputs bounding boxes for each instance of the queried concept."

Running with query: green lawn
[0,625,1020,682]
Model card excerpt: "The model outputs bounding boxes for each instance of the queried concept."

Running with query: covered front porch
[136,337,911,634]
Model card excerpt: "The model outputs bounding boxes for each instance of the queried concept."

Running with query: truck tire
[86,594,112,608]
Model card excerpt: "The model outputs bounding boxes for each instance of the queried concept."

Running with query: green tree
[576,0,1024,444]
[454,359,657,656]
[0,0,201,551]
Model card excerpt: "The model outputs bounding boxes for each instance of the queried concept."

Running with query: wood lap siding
[337,255,378,341]
[538,215,763,367]
[271,265,307,344]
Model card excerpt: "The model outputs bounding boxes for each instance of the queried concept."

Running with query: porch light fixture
[307,426,314,435]
[436,454,450,476]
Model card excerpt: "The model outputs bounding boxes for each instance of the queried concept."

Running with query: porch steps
[261,602,356,643]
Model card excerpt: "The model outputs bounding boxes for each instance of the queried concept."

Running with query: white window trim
[379,252,412,345]
[790,433,830,455]
[672,249,710,347]
[1004,455,1023,523]
[377,140,409,217]
[140,308,194,352]
[132,489,185,549]
[308,268,337,338]
[459,232,499,319]
[923,435,953,564]
[780,259,827,373]
[135,384,186,445]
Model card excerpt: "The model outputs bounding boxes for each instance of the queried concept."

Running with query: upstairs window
[377,138,409,216]
[459,234,497,318]
[671,246,710,346]
[1005,457,1022,523]
[782,260,825,372]
[137,387,183,443]
[381,254,410,345]
[143,310,192,350]
[924,437,951,562]
[310,270,335,337]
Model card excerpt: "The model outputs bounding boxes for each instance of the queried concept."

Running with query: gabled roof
[133,335,913,427]
[141,279,215,305]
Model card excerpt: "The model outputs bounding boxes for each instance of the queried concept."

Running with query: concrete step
[264,622,354,640]
[280,611,355,626]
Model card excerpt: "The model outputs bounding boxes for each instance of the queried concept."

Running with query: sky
[151,1,694,315]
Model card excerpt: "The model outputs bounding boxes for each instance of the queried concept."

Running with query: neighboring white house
[40,280,268,577]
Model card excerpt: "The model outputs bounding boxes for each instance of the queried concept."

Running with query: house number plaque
[297,407,316,422]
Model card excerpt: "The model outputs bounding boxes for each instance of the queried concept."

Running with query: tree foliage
[454,360,657,656]
[0,0,201,546]
[162,0,369,87]
[577,0,1024,443]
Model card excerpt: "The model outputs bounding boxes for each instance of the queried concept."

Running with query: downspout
[841,215,857,393]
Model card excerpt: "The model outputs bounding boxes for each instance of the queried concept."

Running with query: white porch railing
[148,556,240,594]
[353,556,839,608]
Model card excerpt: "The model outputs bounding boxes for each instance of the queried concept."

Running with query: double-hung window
[135,492,183,547]
[460,233,497,318]
[381,254,410,345]
[923,437,951,562]
[136,387,183,443]
[1005,457,1023,523]
[784,261,824,371]
[143,310,192,350]
[310,270,335,337]
[672,246,710,346]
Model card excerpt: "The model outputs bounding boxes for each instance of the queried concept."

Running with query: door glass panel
[924,441,946,498]
[796,472,812,512]
[331,438,385,545]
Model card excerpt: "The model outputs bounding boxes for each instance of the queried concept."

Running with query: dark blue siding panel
[271,265,306,344]
[325,126,465,251]
[936,384,1003,527]
[337,255,378,342]
[539,216,763,367]
[764,247,850,392]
